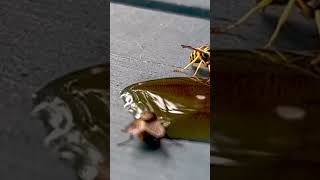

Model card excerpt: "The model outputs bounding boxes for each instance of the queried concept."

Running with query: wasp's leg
[310,10,320,66]
[174,55,200,73]
[295,0,313,18]
[315,9,320,47]
[192,60,204,77]
[117,135,134,146]
[264,0,296,48]
[207,64,211,84]
[213,0,274,33]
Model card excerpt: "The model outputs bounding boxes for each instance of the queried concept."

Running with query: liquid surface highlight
[120,77,210,142]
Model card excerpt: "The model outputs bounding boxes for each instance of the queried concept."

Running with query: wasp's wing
[144,120,166,138]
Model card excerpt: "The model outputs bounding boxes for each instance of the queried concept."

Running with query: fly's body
[119,111,166,149]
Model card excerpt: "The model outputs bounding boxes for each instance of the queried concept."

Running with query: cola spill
[120,77,210,143]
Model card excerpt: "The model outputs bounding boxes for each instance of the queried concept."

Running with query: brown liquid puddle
[120,77,210,142]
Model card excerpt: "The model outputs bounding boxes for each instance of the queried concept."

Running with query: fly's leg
[169,140,183,147]
[163,138,184,147]
[213,0,274,33]
[117,135,134,146]
[264,0,296,48]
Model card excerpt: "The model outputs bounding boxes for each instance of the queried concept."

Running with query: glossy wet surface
[212,49,320,179]
[32,64,109,180]
[120,77,210,142]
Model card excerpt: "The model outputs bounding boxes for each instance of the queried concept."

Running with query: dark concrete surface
[0,0,107,179]
[110,1,209,180]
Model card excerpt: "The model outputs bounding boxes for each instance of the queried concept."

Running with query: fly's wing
[144,120,166,138]
[124,120,146,136]
[139,111,156,122]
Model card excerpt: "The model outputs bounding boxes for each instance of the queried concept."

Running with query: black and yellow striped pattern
[179,44,210,77]
[189,45,211,65]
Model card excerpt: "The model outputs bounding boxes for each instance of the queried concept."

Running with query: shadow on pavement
[111,0,210,20]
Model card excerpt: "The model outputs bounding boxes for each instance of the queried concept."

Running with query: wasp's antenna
[181,45,210,55]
